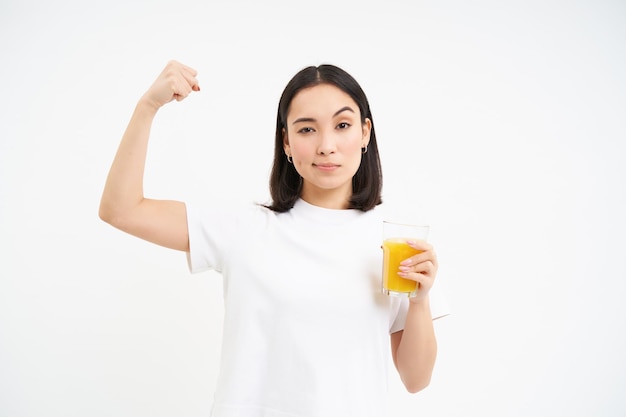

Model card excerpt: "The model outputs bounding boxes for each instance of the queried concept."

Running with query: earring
[286,154,293,163]
[361,145,368,154]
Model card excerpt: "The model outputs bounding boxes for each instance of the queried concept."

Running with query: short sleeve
[389,297,409,334]
[185,201,230,274]
[429,282,451,320]
[389,283,451,333]
[185,200,269,275]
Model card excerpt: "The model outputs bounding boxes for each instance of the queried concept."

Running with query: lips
[314,163,340,171]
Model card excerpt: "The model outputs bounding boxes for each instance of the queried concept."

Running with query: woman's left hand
[398,240,438,303]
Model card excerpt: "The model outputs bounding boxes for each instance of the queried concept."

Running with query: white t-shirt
[186,198,449,417]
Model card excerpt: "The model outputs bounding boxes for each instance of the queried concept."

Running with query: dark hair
[264,64,383,212]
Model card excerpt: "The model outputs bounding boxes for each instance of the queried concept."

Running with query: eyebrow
[292,106,355,125]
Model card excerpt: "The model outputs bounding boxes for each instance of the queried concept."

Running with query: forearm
[395,297,437,393]
[99,99,158,222]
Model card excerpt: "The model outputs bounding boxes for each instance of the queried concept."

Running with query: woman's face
[283,83,371,209]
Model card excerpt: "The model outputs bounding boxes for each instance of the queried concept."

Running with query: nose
[317,130,336,155]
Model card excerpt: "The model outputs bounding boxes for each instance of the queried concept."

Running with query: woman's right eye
[297,127,314,134]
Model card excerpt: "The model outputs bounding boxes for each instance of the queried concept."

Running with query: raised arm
[99,60,200,251]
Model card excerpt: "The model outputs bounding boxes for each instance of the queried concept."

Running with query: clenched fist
[140,60,200,111]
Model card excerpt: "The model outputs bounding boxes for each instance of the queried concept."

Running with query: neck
[301,186,352,210]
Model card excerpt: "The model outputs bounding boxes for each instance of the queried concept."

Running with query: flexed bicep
[99,61,199,252]
[105,199,189,252]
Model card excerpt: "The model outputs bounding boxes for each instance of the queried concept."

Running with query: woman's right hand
[99,60,199,252]
[140,60,201,111]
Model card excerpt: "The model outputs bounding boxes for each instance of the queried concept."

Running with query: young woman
[99,60,447,417]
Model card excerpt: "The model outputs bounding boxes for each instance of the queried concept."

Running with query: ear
[362,118,372,148]
[282,127,291,156]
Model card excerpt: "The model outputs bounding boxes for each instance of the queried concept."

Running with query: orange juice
[382,238,423,295]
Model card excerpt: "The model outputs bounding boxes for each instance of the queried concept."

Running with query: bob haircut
[265,64,383,213]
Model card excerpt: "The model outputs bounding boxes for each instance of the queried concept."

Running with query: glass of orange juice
[382,221,429,297]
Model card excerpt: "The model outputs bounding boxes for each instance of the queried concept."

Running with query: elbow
[402,372,432,394]
[98,206,109,224]
[405,378,431,394]
[98,200,125,228]
[98,200,114,224]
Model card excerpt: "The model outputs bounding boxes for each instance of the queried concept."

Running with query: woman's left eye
[337,122,351,129]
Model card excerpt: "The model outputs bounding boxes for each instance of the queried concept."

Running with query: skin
[391,239,439,393]
[99,61,196,251]
[283,83,371,210]
[99,60,438,394]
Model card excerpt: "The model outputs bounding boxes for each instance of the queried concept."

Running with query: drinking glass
[382,221,429,297]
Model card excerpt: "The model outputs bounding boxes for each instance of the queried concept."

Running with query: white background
[1,0,625,416]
